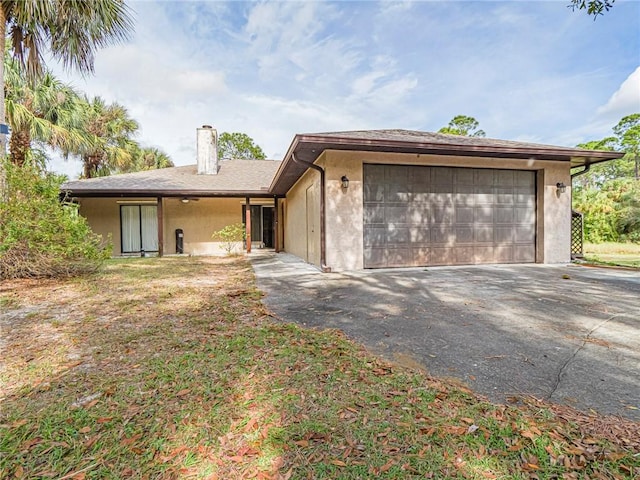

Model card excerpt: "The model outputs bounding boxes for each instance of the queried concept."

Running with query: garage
[363,164,536,268]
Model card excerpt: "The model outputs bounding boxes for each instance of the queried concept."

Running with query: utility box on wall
[175,229,184,254]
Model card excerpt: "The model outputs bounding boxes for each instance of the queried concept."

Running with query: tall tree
[569,0,615,17]
[79,96,139,178]
[0,0,134,156]
[218,132,266,160]
[438,115,486,137]
[573,137,622,189]
[4,54,91,166]
[120,145,174,173]
[613,113,640,180]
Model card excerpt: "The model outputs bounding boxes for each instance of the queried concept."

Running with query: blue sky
[51,0,640,178]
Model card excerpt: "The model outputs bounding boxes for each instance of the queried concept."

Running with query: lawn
[1,257,638,479]
[583,242,640,268]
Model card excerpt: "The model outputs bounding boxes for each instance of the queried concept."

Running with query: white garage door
[363,165,536,268]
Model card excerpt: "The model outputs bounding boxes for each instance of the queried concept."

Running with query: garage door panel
[364,248,387,268]
[363,165,536,268]
[408,206,429,224]
[515,225,536,243]
[386,225,410,244]
[515,170,535,187]
[432,205,455,223]
[364,204,385,224]
[496,188,516,204]
[386,184,410,202]
[432,227,455,245]
[495,227,515,244]
[475,206,494,223]
[496,207,515,223]
[495,170,515,185]
[364,184,384,202]
[476,225,495,243]
[495,245,515,263]
[515,188,535,205]
[474,187,495,204]
[364,226,386,247]
[475,169,496,186]
[386,248,411,267]
[455,226,475,243]
[454,246,475,264]
[412,247,429,265]
[515,207,535,223]
[364,164,385,181]
[409,227,431,245]
[456,206,474,223]
[409,168,431,185]
[513,246,536,262]
[433,167,455,184]
[385,205,408,223]
[385,165,409,182]
[455,168,476,184]
[430,248,455,265]
[474,246,496,263]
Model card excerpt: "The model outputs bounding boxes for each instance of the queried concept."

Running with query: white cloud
[44,0,640,178]
[596,66,640,119]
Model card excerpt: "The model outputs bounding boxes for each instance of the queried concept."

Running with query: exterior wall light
[341,175,349,189]
[556,182,567,195]
[181,197,190,204]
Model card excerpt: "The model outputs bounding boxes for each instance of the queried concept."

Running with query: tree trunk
[0,9,7,158]
[83,154,103,178]
[0,9,7,201]
[9,129,31,166]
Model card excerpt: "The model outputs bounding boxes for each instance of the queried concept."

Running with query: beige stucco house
[62,126,622,271]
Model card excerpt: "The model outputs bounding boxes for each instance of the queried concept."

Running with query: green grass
[583,242,640,268]
[1,257,638,479]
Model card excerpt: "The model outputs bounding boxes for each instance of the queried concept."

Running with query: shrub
[0,160,111,279]
[212,223,245,255]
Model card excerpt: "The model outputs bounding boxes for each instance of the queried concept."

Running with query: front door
[242,205,275,248]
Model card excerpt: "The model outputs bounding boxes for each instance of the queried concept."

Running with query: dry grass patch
[583,242,640,268]
[1,257,638,479]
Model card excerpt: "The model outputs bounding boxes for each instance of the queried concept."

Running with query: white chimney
[196,125,218,175]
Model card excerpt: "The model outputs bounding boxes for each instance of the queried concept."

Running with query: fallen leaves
[2,257,638,480]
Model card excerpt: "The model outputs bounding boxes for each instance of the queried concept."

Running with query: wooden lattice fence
[571,210,584,259]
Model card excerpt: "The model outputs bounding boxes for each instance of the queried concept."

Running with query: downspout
[571,163,591,179]
[292,153,331,272]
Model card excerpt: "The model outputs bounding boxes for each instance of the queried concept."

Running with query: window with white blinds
[120,205,158,253]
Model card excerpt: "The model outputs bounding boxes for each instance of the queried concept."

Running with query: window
[120,205,158,254]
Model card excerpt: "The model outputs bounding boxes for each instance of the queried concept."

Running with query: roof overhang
[62,189,278,198]
[269,133,624,195]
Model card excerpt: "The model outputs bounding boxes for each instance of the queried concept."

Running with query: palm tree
[0,0,134,156]
[80,96,139,178]
[4,54,91,166]
[124,146,174,173]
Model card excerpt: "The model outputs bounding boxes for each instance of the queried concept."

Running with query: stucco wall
[317,150,571,271]
[283,163,321,265]
[78,197,270,256]
[164,197,246,255]
[78,198,132,255]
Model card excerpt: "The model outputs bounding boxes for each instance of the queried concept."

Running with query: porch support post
[274,196,279,252]
[157,196,164,257]
[245,196,251,253]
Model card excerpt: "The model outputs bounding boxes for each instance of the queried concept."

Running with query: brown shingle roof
[269,129,624,195]
[61,159,282,198]
[62,129,624,198]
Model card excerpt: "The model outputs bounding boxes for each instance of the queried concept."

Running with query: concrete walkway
[250,251,640,420]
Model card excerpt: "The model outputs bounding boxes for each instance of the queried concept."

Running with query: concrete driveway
[250,252,640,420]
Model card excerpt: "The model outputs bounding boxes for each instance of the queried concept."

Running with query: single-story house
[61,126,623,271]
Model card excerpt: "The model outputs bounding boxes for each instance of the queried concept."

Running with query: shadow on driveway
[250,252,640,420]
